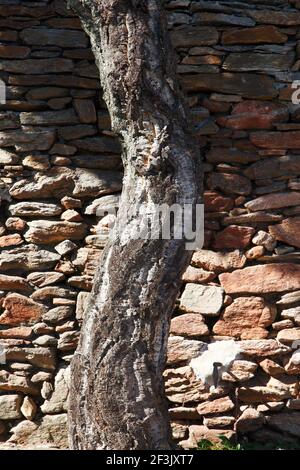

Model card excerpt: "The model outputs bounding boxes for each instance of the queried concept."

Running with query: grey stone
[20,28,88,48]
[0,244,60,272]
[9,202,62,218]
[180,283,224,316]
[73,169,123,198]
[0,395,22,420]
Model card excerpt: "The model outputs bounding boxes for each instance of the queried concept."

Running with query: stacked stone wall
[0,0,300,449]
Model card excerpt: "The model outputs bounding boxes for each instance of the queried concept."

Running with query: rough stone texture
[220,264,300,294]
[180,283,224,316]
[213,297,276,339]
[0,0,300,449]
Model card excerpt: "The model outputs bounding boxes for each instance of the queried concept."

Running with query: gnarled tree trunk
[68,0,202,450]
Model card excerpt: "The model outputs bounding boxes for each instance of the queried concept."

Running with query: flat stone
[223,212,282,225]
[10,168,74,200]
[73,169,122,198]
[0,371,38,396]
[213,225,255,250]
[239,339,290,358]
[245,156,300,180]
[250,131,300,149]
[197,397,234,416]
[182,266,216,284]
[180,283,224,316]
[181,73,277,99]
[0,58,73,74]
[192,249,246,274]
[0,395,22,420]
[218,101,288,130]
[203,416,235,429]
[245,193,300,211]
[27,272,64,288]
[269,217,300,249]
[220,264,300,294]
[0,129,56,151]
[277,328,300,346]
[237,386,290,404]
[167,336,207,365]
[170,26,218,47]
[0,327,32,340]
[0,244,60,272]
[277,291,300,306]
[206,148,259,164]
[0,275,32,293]
[170,314,209,338]
[213,297,276,339]
[0,234,23,248]
[31,287,76,301]
[9,202,62,218]
[194,12,255,27]
[223,52,294,73]
[208,172,251,195]
[248,10,300,26]
[24,220,87,244]
[222,26,288,45]
[0,293,48,326]
[42,307,73,325]
[70,136,121,154]
[20,28,88,48]
[20,109,78,126]
[5,347,56,370]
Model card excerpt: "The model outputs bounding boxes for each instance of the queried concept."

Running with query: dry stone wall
[0,0,300,449]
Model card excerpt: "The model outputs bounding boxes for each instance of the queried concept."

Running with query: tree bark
[68,0,202,450]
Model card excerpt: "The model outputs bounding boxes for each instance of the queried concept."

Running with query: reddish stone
[192,249,246,274]
[250,131,300,149]
[213,225,255,250]
[0,45,30,59]
[0,234,23,248]
[245,192,300,211]
[170,314,209,338]
[197,397,235,416]
[217,101,288,130]
[213,297,276,339]
[204,191,234,212]
[208,172,251,196]
[222,26,287,45]
[269,217,300,249]
[182,266,216,283]
[0,327,32,339]
[0,294,48,326]
[0,275,32,293]
[220,264,300,294]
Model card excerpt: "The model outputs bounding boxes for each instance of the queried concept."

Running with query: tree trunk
[68,0,202,450]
